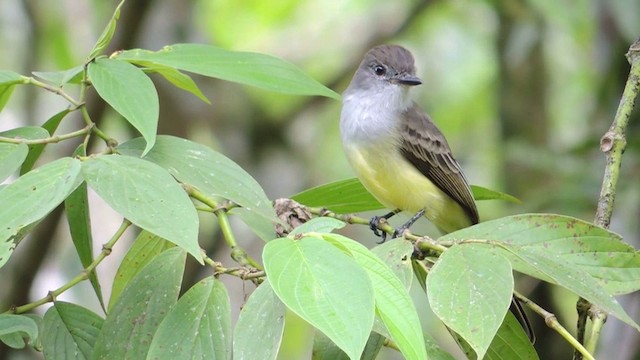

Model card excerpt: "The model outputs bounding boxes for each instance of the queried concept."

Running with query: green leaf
[0,71,25,85]
[117,135,277,224]
[229,207,276,241]
[370,238,415,290]
[440,214,640,295]
[147,276,231,360]
[115,44,340,99]
[88,58,158,156]
[42,302,104,360]
[427,244,514,360]
[0,143,28,182]
[291,178,383,213]
[32,65,84,86]
[291,178,518,214]
[0,157,82,269]
[143,64,210,103]
[92,247,186,359]
[0,314,38,349]
[109,230,175,311]
[312,332,385,360]
[233,280,285,360]
[65,145,103,309]
[470,185,521,203]
[505,245,640,331]
[20,109,70,174]
[451,311,539,360]
[0,85,15,112]
[263,236,374,359]
[87,0,125,59]
[0,126,49,141]
[484,312,539,360]
[322,234,427,360]
[312,331,351,360]
[0,71,25,112]
[288,217,345,236]
[81,154,202,263]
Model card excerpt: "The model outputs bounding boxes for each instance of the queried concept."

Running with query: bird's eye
[373,65,386,76]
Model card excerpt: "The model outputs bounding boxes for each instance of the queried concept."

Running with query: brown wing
[399,103,479,225]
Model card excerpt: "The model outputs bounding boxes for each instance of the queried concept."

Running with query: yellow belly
[344,142,472,233]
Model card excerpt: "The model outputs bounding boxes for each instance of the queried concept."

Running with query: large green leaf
[88,58,158,156]
[0,143,28,182]
[42,302,104,360]
[109,230,175,311]
[440,214,640,295]
[147,277,231,360]
[65,179,103,308]
[0,157,82,268]
[233,280,285,360]
[505,245,640,331]
[291,178,383,213]
[92,247,186,359]
[0,314,38,349]
[117,135,277,225]
[427,244,514,360]
[263,236,374,359]
[322,234,427,360]
[115,44,340,99]
[452,312,539,360]
[291,178,514,214]
[81,154,201,262]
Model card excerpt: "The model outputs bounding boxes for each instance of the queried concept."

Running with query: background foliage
[0,0,639,359]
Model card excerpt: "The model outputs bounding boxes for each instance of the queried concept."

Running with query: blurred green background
[0,0,639,359]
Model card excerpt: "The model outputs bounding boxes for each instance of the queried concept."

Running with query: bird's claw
[369,216,388,243]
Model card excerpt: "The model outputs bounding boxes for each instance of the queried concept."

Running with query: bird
[340,44,478,240]
[339,44,534,343]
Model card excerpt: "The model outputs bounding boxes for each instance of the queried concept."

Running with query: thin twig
[7,219,131,314]
[0,125,92,145]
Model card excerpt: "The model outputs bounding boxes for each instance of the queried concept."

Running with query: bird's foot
[369,216,388,243]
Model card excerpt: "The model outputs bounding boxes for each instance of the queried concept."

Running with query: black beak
[397,74,422,86]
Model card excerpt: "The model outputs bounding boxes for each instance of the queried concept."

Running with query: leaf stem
[8,219,131,314]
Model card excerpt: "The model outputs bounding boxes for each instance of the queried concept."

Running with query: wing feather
[399,103,479,224]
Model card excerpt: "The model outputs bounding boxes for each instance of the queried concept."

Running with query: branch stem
[575,38,640,359]
[515,291,594,360]
[8,219,131,314]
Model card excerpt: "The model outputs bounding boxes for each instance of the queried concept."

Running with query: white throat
[340,85,413,144]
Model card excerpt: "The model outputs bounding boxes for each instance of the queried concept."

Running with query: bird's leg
[369,209,400,242]
[391,208,426,239]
